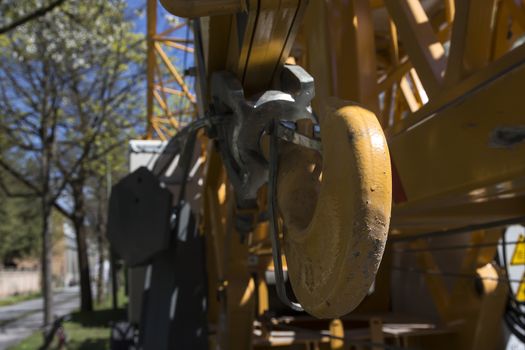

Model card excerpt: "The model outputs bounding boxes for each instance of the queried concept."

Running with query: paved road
[0,288,79,350]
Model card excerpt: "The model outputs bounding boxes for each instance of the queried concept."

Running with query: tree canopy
[0,178,40,267]
[0,0,146,320]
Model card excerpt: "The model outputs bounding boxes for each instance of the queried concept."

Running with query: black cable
[394,240,521,253]
[178,19,192,126]
[394,228,525,342]
[192,19,207,112]
[391,266,522,284]
[267,119,303,312]
[390,216,525,243]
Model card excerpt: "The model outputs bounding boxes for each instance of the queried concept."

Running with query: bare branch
[0,0,66,34]
[0,158,41,195]
[0,177,38,198]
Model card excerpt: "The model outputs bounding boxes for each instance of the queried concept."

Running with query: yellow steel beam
[444,0,497,86]
[393,40,525,134]
[385,0,446,97]
[201,145,256,349]
[146,0,157,139]
[167,115,181,131]
[146,1,196,140]
[444,0,455,25]
[202,146,226,345]
[301,0,379,112]
[390,45,525,224]
[329,319,344,349]
[377,57,410,92]
[153,36,194,43]
[388,17,399,64]
[225,0,307,96]
[153,90,169,113]
[154,85,186,97]
[224,195,255,349]
[503,0,525,30]
[163,40,195,53]
[462,0,497,73]
[158,21,187,36]
[257,277,269,316]
[154,56,171,114]
[206,14,234,78]
[153,116,180,131]
[300,0,331,112]
[153,121,167,141]
[226,0,258,81]
[242,0,300,94]
[492,0,512,59]
[399,76,419,113]
[324,0,379,112]
[155,42,196,103]
[409,68,428,104]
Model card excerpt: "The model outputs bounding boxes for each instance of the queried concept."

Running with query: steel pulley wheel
[277,101,392,318]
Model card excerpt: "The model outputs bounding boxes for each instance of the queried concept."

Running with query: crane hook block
[277,101,392,318]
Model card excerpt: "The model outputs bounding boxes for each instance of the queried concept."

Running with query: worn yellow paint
[240,277,255,306]
[277,101,392,318]
[329,319,344,349]
[150,4,525,349]
[257,278,269,316]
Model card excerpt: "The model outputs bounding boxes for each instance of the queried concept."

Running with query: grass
[10,321,113,350]
[0,291,41,307]
[9,289,128,350]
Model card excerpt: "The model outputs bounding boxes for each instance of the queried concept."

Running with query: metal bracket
[210,64,316,203]
[209,65,323,310]
[275,121,322,152]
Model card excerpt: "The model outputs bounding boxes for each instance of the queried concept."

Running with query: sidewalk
[0,288,80,350]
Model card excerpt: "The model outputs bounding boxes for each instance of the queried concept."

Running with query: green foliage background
[0,185,40,266]
[0,0,146,267]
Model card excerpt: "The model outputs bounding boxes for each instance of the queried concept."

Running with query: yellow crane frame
[144,1,525,349]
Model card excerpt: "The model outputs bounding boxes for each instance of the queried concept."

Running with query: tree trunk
[41,199,53,328]
[72,177,93,312]
[73,218,93,312]
[95,185,105,304]
[96,229,105,304]
[41,138,53,330]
